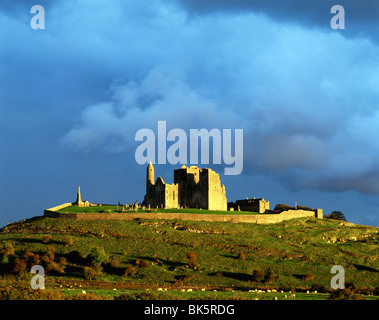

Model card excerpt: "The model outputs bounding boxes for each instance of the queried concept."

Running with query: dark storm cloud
[177,0,379,24]
[177,0,379,42]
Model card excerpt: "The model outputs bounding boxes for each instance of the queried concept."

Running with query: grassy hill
[0,215,378,300]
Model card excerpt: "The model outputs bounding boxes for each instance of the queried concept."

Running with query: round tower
[146,161,155,193]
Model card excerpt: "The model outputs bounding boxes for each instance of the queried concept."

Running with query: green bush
[87,247,109,265]
[1,254,9,265]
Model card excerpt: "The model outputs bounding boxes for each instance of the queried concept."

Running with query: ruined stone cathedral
[143,162,227,211]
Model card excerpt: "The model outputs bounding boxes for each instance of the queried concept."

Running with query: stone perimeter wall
[44,208,320,224]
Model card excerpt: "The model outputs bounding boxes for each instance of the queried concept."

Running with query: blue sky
[1,0,379,227]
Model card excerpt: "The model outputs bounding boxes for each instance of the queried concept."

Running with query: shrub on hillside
[186,252,199,269]
[175,274,195,285]
[325,211,347,221]
[87,247,109,265]
[0,254,9,265]
[0,243,15,267]
[40,255,64,274]
[265,269,279,283]
[23,249,33,260]
[104,257,119,269]
[136,259,151,268]
[0,281,65,300]
[23,250,40,268]
[63,235,74,246]
[252,270,265,282]
[83,266,100,280]
[92,262,103,274]
[237,252,246,261]
[103,257,121,274]
[45,245,56,260]
[124,265,137,276]
[42,235,53,244]
[1,242,15,256]
[329,282,364,300]
[12,258,28,274]
[329,288,364,300]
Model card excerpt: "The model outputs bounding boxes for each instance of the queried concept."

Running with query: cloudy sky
[1,0,379,227]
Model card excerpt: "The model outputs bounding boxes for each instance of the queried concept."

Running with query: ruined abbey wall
[207,169,227,211]
[164,182,179,209]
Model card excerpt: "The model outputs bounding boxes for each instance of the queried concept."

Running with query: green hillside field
[0,215,378,300]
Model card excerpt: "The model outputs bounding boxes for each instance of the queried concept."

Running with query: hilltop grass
[56,205,259,215]
[1,216,378,300]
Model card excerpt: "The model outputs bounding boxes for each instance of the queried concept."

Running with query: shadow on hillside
[293,274,311,279]
[16,237,66,246]
[61,264,84,278]
[17,238,41,245]
[219,253,240,260]
[353,264,378,272]
[66,250,88,265]
[208,271,253,282]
